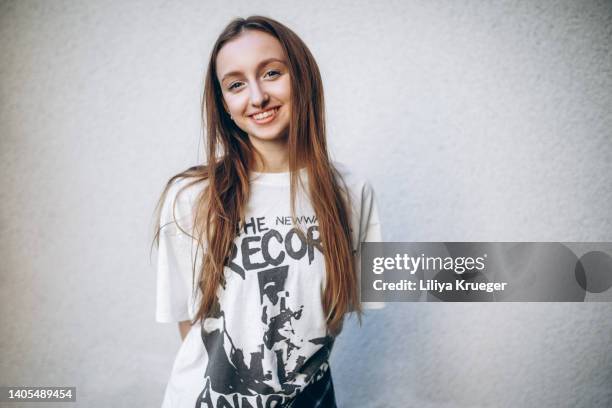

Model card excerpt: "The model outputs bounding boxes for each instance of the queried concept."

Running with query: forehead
[216,30,286,78]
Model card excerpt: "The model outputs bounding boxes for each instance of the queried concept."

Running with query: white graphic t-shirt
[155,164,382,408]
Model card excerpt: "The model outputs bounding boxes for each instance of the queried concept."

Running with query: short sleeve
[155,180,199,323]
[356,181,385,311]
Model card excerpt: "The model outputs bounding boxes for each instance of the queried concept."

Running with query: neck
[249,135,290,173]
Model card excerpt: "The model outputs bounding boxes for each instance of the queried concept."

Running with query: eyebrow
[220,58,287,83]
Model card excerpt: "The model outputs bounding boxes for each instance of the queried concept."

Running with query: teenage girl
[153,15,382,408]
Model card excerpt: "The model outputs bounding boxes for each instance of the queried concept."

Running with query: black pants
[289,368,337,408]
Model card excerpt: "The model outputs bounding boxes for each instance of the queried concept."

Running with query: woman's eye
[264,70,281,78]
[228,82,243,91]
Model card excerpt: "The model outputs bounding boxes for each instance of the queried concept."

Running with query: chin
[249,126,289,142]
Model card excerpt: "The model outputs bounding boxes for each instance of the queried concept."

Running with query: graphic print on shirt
[195,215,334,408]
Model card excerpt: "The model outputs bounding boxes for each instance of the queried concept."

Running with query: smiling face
[216,30,291,145]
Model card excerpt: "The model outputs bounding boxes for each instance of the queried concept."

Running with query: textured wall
[1,0,610,407]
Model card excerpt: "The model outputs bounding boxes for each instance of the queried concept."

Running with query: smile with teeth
[250,107,279,122]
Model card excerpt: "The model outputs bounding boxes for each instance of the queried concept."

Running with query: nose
[249,81,269,108]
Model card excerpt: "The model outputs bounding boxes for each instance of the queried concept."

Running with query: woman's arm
[178,320,191,340]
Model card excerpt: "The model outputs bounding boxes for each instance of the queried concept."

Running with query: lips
[249,107,280,124]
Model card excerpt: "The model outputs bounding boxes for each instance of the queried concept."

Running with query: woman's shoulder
[159,168,209,228]
[331,161,376,200]
[165,173,208,206]
[331,161,381,250]
[166,164,212,199]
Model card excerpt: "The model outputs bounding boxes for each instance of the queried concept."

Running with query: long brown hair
[152,16,361,336]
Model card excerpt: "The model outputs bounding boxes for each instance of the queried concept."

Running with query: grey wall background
[1,0,611,407]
